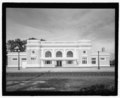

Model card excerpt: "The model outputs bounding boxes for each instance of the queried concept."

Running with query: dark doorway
[56,60,62,67]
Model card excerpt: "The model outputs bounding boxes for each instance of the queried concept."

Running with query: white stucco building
[7,39,110,68]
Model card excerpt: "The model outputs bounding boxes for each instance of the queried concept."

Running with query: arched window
[45,51,52,57]
[67,51,73,57]
[56,51,62,57]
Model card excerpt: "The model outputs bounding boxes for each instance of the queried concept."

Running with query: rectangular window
[82,57,87,64]
[91,58,96,64]
[45,60,52,64]
[67,60,73,64]
[100,58,105,60]
[22,58,27,60]
[31,57,36,60]
[13,58,17,60]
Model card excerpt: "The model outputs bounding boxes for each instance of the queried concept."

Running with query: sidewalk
[6,67,115,73]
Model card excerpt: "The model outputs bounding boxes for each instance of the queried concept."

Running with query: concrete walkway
[6,67,115,73]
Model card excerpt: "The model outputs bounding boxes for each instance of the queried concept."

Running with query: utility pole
[40,41,42,67]
[18,50,20,70]
[98,51,100,70]
[15,46,20,70]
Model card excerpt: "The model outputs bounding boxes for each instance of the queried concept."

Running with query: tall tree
[7,38,46,52]
[7,39,27,52]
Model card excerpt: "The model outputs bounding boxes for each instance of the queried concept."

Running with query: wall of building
[78,47,92,66]
[26,48,40,67]
[91,55,110,67]
[7,40,110,68]
[7,52,26,67]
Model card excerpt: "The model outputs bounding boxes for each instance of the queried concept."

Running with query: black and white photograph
[2,3,118,96]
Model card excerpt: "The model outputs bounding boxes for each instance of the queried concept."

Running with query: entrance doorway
[56,60,62,67]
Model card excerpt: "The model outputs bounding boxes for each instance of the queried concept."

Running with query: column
[41,60,44,67]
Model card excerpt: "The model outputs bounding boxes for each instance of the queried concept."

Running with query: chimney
[102,47,105,52]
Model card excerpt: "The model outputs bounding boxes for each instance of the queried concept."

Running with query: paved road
[6,71,115,81]
[6,72,115,92]
[6,67,115,92]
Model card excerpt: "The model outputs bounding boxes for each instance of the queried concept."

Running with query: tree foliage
[7,38,46,52]
[110,59,115,66]
[7,39,27,52]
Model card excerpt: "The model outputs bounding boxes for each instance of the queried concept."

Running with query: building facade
[7,39,110,68]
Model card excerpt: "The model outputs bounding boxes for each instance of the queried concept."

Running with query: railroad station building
[7,39,110,68]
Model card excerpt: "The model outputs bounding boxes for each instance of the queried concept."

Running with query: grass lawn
[6,72,115,95]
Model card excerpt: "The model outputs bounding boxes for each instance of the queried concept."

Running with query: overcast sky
[6,8,115,54]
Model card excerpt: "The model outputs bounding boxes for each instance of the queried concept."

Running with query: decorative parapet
[7,52,26,56]
[91,52,110,56]
[26,39,92,47]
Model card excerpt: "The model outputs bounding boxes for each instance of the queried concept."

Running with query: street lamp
[15,46,20,70]
[40,41,42,67]
[98,51,100,70]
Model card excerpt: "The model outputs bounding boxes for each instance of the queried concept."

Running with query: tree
[7,39,27,52]
[7,40,16,52]
[110,59,115,67]
[7,38,46,52]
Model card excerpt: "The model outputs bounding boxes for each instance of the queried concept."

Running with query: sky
[6,8,115,56]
